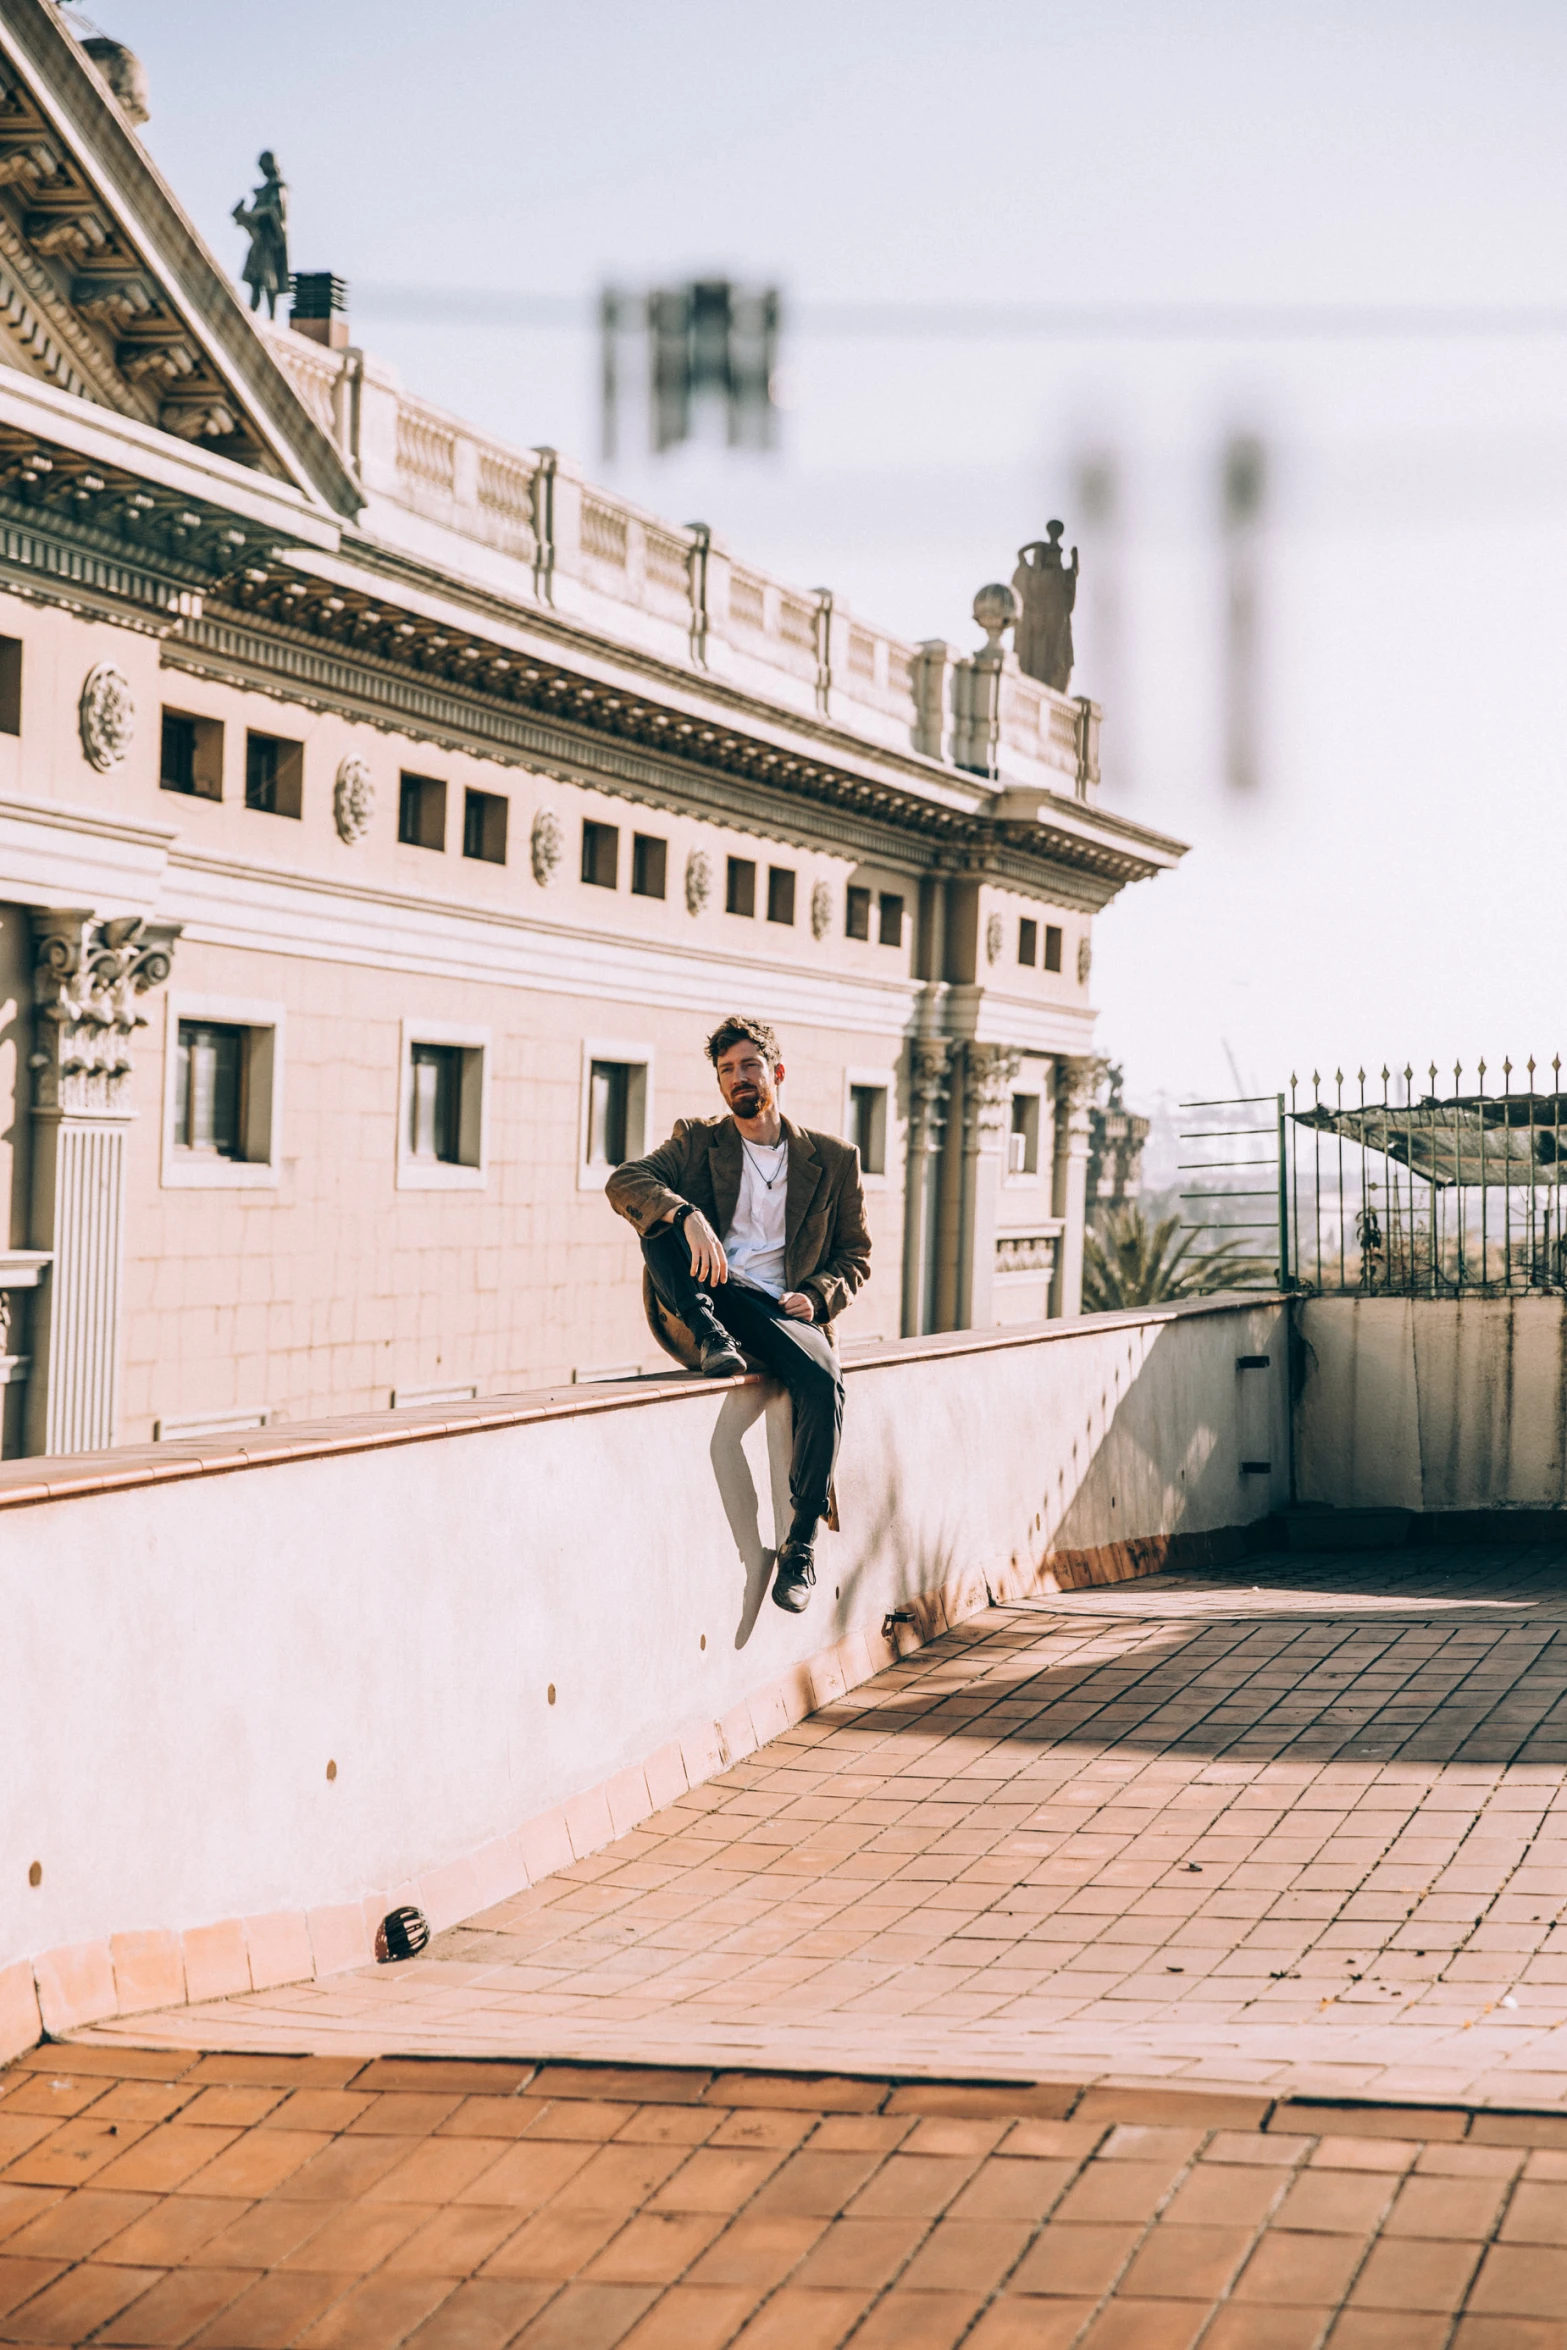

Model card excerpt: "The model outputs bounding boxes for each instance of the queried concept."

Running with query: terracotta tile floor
[8,2043,1567,2347]
[85,1547,1567,2109]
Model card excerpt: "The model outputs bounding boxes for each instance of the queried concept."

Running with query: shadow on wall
[1047,1316,1279,1565]
[836,1549,1567,1767]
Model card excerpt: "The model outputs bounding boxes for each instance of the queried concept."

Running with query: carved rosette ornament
[685,848,713,916]
[333,756,374,844]
[530,807,564,886]
[810,880,832,941]
[962,1042,1024,1151]
[78,662,135,772]
[985,913,1003,965]
[30,911,180,1114]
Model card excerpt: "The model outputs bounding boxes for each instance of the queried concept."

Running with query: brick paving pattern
[9,2043,1567,2347]
[87,1549,1567,2107]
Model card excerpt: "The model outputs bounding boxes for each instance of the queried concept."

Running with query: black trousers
[642,1222,843,1532]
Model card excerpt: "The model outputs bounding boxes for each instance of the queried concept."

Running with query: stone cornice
[167,597,1177,910]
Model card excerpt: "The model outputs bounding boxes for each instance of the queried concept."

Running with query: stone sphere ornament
[985,912,1003,965]
[972,582,1018,650]
[685,848,713,915]
[78,662,135,772]
[810,880,832,940]
[530,806,564,886]
[332,756,374,844]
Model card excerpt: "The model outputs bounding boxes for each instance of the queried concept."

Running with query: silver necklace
[741,1136,787,1190]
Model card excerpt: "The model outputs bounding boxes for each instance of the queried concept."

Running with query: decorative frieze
[77,660,134,770]
[332,755,374,844]
[996,1233,1059,1275]
[684,847,712,915]
[530,806,564,885]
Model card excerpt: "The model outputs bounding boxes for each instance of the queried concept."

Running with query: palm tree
[1081,1203,1251,1311]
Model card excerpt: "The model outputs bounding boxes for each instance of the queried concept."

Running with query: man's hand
[780,1291,816,1321]
[679,1209,728,1286]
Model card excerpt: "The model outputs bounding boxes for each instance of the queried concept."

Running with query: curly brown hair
[705,1015,781,1071]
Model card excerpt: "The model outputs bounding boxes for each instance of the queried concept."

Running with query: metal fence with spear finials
[1173,1062,1567,1299]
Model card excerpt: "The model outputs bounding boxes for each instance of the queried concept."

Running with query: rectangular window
[631,833,667,899]
[462,787,508,863]
[0,634,19,735]
[408,1041,464,1164]
[849,1083,888,1176]
[161,708,223,800]
[1009,1092,1041,1177]
[1019,917,1038,967]
[767,866,796,925]
[587,1060,631,1168]
[1044,923,1063,972]
[726,856,756,916]
[244,730,303,818]
[582,819,619,888]
[176,1021,246,1158]
[878,892,904,948]
[846,886,871,941]
[399,772,447,850]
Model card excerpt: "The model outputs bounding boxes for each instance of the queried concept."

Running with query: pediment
[0,1,359,518]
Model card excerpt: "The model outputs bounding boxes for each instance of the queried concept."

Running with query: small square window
[878,892,904,948]
[582,819,619,888]
[849,1083,887,1176]
[1009,1093,1041,1177]
[726,856,756,916]
[631,833,667,898]
[767,867,796,925]
[462,787,508,863]
[398,1025,487,1187]
[399,773,447,850]
[1019,918,1038,967]
[161,709,223,800]
[245,730,303,818]
[846,886,871,941]
[0,635,22,736]
[176,1020,247,1158]
[1044,924,1063,973]
[583,1055,648,1177]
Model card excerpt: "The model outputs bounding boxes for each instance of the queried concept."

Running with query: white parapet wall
[0,1296,1287,2056]
[1295,1295,1567,1513]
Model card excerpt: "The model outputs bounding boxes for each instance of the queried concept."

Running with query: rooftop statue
[1012,520,1078,692]
[232,151,288,319]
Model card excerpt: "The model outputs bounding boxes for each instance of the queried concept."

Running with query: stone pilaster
[24,909,178,1456]
[956,1042,1022,1329]
[1049,1053,1096,1320]
[900,1036,952,1336]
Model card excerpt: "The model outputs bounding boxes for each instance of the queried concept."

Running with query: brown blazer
[606,1113,872,1364]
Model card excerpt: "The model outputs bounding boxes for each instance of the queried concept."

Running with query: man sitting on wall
[607,1015,871,1614]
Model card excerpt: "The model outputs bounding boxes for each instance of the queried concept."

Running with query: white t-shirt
[723,1136,789,1295]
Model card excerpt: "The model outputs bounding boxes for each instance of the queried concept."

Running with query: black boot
[772,1522,817,1612]
[692,1309,745,1378]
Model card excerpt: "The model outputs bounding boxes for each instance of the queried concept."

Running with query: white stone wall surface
[1,1295,1286,2020]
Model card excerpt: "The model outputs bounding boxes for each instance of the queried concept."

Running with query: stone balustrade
[259,325,1094,789]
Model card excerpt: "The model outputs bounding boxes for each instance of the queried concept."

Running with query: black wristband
[668,1202,695,1231]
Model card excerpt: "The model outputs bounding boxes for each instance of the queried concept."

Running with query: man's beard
[730,1086,764,1116]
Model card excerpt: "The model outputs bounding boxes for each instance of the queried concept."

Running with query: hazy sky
[83,2,1567,1108]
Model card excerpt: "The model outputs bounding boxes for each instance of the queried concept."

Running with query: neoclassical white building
[0,0,1184,1456]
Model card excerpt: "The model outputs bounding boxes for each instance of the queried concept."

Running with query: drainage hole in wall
[547,1684,557,1706]
[325,1760,337,1782]
[699,1634,706,1651]
[28,1861,41,1888]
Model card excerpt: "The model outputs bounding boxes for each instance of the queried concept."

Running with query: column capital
[962,1041,1023,1149]
[30,908,180,1116]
